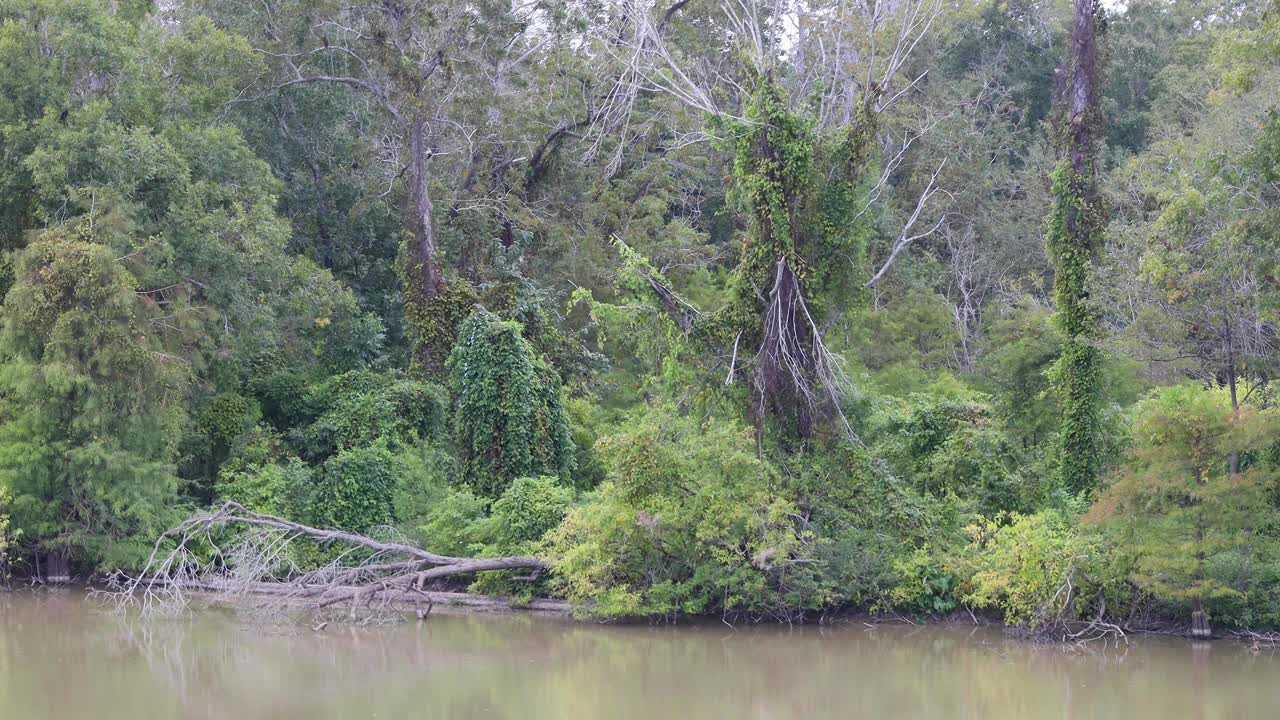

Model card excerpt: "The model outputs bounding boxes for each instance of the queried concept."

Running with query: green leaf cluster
[448,309,574,497]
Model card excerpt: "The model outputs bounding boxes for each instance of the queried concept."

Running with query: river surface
[1,591,1278,719]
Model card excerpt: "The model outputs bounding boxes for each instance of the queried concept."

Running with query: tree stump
[1191,610,1212,639]
[40,552,71,584]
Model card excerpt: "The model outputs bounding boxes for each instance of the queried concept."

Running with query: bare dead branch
[100,502,547,624]
[865,158,947,288]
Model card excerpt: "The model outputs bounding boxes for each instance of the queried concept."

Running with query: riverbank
[65,577,1266,644]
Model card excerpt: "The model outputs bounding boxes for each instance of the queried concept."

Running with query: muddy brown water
[1,591,1278,719]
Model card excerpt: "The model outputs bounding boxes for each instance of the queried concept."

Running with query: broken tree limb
[102,502,550,622]
[612,235,701,333]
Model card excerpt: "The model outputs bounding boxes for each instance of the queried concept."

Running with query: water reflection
[0,591,1277,719]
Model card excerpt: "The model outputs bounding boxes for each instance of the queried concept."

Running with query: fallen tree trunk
[103,501,555,622]
[182,579,570,614]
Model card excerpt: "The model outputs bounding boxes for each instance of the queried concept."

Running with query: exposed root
[753,257,856,440]
[1025,557,1127,645]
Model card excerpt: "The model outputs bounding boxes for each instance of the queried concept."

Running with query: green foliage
[214,428,311,517]
[0,231,186,568]
[310,441,402,533]
[1088,385,1280,625]
[630,76,880,438]
[840,287,959,395]
[0,485,19,582]
[958,509,1123,628]
[976,299,1063,449]
[401,275,478,375]
[181,391,263,500]
[889,546,959,615]
[563,396,607,491]
[248,356,311,431]
[724,79,876,302]
[730,80,815,270]
[546,405,830,619]
[940,0,1062,132]
[791,446,959,609]
[0,0,1273,633]
[295,370,447,460]
[416,487,490,557]
[0,0,387,570]
[448,309,574,497]
[218,458,313,520]
[1049,340,1104,494]
[488,476,574,551]
[199,393,260,448]
[412,476,572,581]
[212,369,451,534]
[876,394,1036,514]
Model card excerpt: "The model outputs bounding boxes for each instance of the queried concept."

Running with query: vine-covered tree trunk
[1049,0,1106,493]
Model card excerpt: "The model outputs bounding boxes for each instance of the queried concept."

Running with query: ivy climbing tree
[447,309,574,497]
[722,78,875,439]
[586,1,944,444]
[1047,0,1107,494]
[609,76,878,442]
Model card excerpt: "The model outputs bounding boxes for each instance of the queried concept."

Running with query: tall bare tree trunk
[1226,317,1240,475]
[405,114,445,371]
[1191,467,1212,638]
[1066,0,1101,186]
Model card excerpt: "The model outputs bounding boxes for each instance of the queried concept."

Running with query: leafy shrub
[215,428,310,515]
[310,441,401,532]
[249,363,309,432]
[545,404,830,619]
[180,392,264,501]
[1210,541,1280,629]
[295,370,447,460]
[889,546,959,614]
[783,445,962,609]
[199,393,261,447]
[217,458,313,518]
[564,396,607,491]
[876,394,1035,514]
[956,510,1124,628]
[391,444,458,531]
[840,288,959,396]
[417,487,490,557]
[0,486,19,583]
[488,476,574,551]
[974,299,1063,450]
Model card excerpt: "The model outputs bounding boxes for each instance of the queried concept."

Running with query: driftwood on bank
[178,579,569,614]
[103,501,557,622]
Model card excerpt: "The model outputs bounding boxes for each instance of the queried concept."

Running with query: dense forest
[0,0,1278,637]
